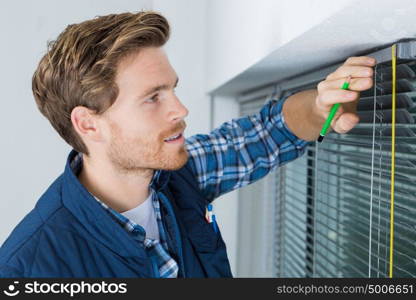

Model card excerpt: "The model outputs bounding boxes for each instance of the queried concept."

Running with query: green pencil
[317,75,352,143]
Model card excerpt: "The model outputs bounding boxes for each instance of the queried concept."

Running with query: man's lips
[163,123,187,142]
[164,129,185,142]
[164,132,184,143]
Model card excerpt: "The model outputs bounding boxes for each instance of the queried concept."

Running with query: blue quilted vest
[0,150,233,278]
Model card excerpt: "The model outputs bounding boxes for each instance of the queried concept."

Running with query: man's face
[100,47,189,173]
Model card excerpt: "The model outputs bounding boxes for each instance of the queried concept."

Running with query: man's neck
[78,154,154,213]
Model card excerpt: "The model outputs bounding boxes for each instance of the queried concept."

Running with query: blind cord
[368,63,378,278]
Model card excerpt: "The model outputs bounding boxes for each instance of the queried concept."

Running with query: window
[236,40,416,278]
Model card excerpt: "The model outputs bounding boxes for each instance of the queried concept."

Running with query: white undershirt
[120,190,160,241]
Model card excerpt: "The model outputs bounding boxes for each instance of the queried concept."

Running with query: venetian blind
[237,40,416,278]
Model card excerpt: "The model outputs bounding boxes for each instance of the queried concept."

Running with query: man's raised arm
[185,56,376,201]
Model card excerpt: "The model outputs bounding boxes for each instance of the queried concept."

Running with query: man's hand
[314,56,376,134]
[283,56,376,141]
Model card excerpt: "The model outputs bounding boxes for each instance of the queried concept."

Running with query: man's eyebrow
[140,77,179,98]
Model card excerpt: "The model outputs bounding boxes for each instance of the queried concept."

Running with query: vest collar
[150,168,171,192]
[61,149,170,264]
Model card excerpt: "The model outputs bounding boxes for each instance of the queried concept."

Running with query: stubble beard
[107,125,189,175]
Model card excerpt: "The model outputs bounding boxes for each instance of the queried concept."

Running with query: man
[0,11,375,277]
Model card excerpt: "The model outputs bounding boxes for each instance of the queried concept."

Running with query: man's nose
[170,96,189,122]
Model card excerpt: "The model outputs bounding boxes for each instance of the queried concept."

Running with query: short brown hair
[32,11,170,155]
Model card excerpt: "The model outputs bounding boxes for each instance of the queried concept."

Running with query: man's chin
[162,151,189,171]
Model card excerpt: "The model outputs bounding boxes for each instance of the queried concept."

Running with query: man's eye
[145,94,159,103]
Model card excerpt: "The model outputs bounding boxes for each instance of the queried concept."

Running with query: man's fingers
[332,113,360,134]
[317,89,359,109]
[315,56,374,135]
[318,77,373,92]
[344,56,376,67]
[326,65,374,80]
[341,100,359,115]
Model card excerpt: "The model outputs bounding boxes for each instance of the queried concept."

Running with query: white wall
[205,0,355,93]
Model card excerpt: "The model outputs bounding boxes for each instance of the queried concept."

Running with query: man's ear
[71,106,104,143]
